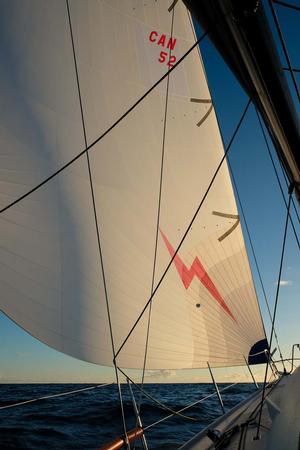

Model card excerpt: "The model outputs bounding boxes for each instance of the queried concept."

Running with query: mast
[183,0,300,204]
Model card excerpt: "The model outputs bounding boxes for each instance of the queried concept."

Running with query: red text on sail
[149,31,177,68]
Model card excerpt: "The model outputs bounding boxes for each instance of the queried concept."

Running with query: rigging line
[237,375,280,450]
[255,109,300,250]
[143,382,238,431]
[255,184,293,440]
[111,274,255,347]
[268,0,300,102]
[0,30,208,216]
[277,154,300,224]
[187,10,263,335]
[196,220,253,332]
[132,250,258,341]
[268,132,300,224]
[224,114,286,360]
[273,0,300,12]
[236,377,279,450]
[112,295,253,349]
[249,375,280,422]
[210,226,265,336]
[281,163,300,224]
[0,383,113,411]
[130,233,253,334]
[215,377,276,450]
[114,99,252,362]
[65,1,129,445]
[118,367,200,422]
[162,176,262,338]
[283,67,300,73]
[290,197,299,225]
[203,231,262,335]
[137,4,176,422]
[228,162,283,356]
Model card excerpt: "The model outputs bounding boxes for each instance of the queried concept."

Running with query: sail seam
[136,2,176,433]
[185,9,263,354]
[186,7,263,340]
[114,100,252,361]
[200,233,260,338]
[0,32,208,216]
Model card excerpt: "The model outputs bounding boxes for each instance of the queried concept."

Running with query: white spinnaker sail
[0,0,265,369]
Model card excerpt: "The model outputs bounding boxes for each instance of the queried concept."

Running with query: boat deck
[180,367,300,449]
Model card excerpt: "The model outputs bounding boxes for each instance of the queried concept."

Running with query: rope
[273,0,300,12]
[114,99,252,362]
[269,0,300,102]
[231,169,284,360]
[277,156,300,225]
[66,1,129,445]
[205,375,279,450]
[247,349,268,358]
[274,357,300,363]
[235,376,279,450]
[265,3,300,230]
[283,67,300,73]
[136,2,176,437]
[224,109,291,366]
[0,383,113,410]
[256,109,300,250]
[255,184,293,439]
[118,368,200,422]
[274,147,300,236]
[0,31,208,217]
[143,383,238,431]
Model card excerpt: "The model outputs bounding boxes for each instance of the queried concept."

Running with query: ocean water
[0,383,256,449]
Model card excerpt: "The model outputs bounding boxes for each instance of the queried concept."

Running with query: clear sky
[0,1,299,384]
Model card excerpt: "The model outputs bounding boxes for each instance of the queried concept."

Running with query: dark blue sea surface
[0,383,256,449]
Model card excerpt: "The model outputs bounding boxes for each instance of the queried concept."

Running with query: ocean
[0,383,257,449]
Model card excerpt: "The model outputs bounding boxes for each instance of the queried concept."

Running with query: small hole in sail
[196,303,201,308]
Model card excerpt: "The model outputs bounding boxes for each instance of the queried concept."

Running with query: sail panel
[0,0,266,369]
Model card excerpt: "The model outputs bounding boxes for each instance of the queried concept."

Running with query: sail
[0,0,266,369]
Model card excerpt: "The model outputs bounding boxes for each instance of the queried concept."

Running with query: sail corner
[248,338,269,365]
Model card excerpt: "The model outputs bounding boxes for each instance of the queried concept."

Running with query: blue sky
[0,1,299,384]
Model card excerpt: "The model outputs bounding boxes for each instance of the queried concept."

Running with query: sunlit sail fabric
[0,0,266,369]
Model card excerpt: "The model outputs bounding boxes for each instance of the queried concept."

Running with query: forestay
[0,0,266,369]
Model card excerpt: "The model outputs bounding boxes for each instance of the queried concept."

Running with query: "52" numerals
[158,51,177,68]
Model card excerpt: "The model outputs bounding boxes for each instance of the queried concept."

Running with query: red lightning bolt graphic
[160,230,236,322]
